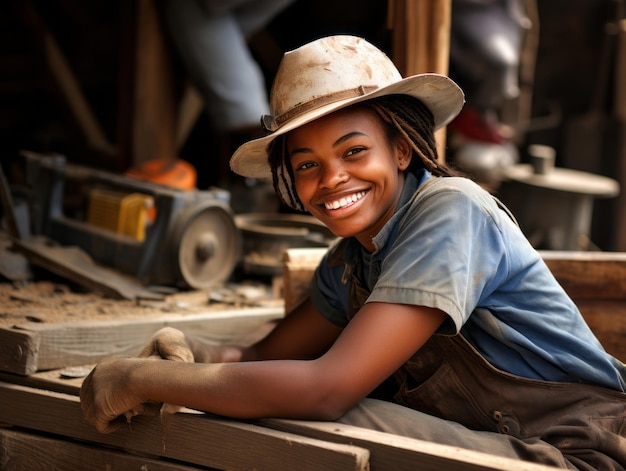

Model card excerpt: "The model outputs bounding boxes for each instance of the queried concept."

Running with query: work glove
[129,327,195,419]
[137,326,195,363]
[80,355,158,433]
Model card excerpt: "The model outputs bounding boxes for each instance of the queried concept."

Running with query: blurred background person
[161,0,295,211]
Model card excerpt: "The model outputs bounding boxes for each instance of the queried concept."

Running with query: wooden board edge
[0,381,369,471]
[2,307,283,373]
[0,327,40,375]
[0,427,202,471]
[540,252,626,300]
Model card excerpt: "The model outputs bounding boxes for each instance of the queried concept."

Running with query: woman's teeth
[324,191,366,210]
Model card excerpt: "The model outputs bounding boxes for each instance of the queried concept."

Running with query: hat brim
[230,73,465,179]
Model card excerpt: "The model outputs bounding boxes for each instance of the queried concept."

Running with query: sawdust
[0,280,279,329]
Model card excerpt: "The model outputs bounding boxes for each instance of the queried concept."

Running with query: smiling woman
[80,35,626,469]
[283,106,414,247]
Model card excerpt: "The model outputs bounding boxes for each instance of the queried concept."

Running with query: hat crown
[268,36,402,129]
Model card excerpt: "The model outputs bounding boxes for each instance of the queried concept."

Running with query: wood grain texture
[540,251,626,300]
[0,427,201,471]
[0,378,561,470]
[0,328,39,375]
[0,381,369,471]
[0,307,282,375]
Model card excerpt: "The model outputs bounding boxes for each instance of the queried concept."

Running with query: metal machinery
[498,145,620,250]
[22,152,241,290]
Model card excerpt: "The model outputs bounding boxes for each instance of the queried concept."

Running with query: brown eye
[345,147,366,158]
[295,161,316,171]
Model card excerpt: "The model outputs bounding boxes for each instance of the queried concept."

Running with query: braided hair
[267,94,457,212]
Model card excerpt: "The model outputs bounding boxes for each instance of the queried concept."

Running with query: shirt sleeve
[368,178,513,334]
[309,240,353,327]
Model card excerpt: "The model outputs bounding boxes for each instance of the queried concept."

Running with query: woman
[81,35,626,469]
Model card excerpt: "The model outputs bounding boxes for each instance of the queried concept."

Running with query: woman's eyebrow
[334,131,366,147]
[288,146,311,159]
[289,131,367,159]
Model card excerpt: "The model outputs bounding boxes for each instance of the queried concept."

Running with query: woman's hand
[81,327,196,433]
[135,327,196,417]
[137,326,195,363]
[80,356,157,433]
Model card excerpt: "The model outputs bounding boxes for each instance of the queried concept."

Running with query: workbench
[1,250,625,470]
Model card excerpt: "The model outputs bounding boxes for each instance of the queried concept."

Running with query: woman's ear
[395,137,412,171]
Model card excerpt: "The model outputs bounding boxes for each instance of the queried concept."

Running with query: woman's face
[286,106,411,251]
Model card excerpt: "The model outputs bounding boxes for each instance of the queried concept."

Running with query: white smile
[324,191,366,210]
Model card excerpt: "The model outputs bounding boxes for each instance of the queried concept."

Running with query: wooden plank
[262,419,560,471]
[134,0,179,166]
[0,378,559,471]
[387,0,451,161]
[0,381,369,471]
[575,300,626,361]
[0,427,202,471]
[282,248,327,314]
[611,19,626,251]
[0,328,39,375]
[539,250,626,300]
[0,368,84,397]
[13,237,164,301]
[0,371,559,471]
[0,306,283,375]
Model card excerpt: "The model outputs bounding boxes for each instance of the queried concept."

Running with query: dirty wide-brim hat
[230,35,465,180]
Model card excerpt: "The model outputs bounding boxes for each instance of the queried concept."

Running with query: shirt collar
[370,169,430,253]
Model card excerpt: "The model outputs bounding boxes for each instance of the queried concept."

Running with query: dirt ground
[0,278,280,329]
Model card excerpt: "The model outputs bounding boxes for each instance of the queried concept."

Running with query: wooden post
[388,0,452,161]
[117,0,180,168]
[612,19,626,250]
[18,1,117,158]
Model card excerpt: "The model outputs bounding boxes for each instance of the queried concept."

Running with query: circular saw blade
[176,204,240,289]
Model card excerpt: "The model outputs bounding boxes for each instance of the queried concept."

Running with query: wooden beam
[0,378,560,471]
[611,19,626,250]
[0,328,40,376]
[117,0,180,168]
[539,250,626,300]
[387,0,452,161]
[0,307,282,375]
[0,428,202,471]
[0,381,370,471]
[282,248,327,314]
[18,1,116,157]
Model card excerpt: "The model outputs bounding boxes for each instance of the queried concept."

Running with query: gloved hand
[81,327,214,433]
[80,355,158,433]
[132,327,195,417]
[137,326,195,363]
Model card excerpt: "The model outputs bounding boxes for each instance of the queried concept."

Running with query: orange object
[125,158,197,190]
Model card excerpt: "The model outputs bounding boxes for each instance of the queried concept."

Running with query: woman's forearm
[129,357,341,420]
[184,335,257,363]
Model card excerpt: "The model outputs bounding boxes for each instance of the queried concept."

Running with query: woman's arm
[182,297,344,363]
[81,301,446,433]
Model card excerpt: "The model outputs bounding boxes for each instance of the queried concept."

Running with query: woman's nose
[319,161,348,188]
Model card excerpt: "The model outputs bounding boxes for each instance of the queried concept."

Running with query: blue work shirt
[311,170,626,391]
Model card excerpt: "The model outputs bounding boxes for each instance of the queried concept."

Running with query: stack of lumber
[0,376,559,470]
